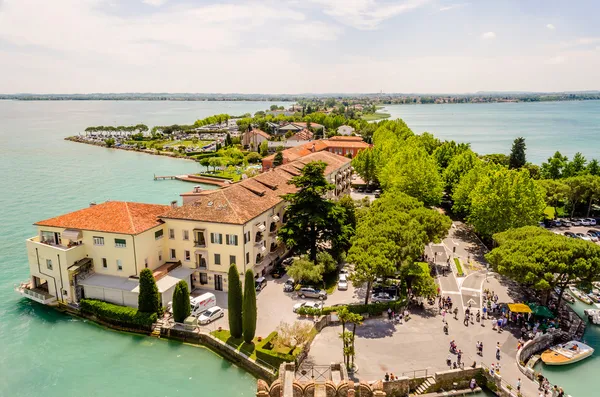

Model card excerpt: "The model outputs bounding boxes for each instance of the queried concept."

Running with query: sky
[0,0,599,94]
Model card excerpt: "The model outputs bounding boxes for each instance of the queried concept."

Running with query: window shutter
[210,233,214,244]
[225,234,230,245]
[234,235,238,246]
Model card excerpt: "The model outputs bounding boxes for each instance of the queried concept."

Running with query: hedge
[197,173,234,180]
[79,299,157,330]
[192,152,218,160]
[255,332,295,368]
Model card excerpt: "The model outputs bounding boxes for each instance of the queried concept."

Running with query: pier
[153,174,230,187]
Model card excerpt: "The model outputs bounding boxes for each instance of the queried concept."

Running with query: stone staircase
[413,377,435,395]
[151,319,164,338]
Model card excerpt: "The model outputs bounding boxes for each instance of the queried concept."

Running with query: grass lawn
[199,169,242,181]
[454,258,464,276]
[170,139,212,148]
[211,329,259,359]
[361,112,391,121]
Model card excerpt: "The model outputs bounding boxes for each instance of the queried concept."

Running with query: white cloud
[481,32,496,40]
[439,3,468,12]
[308,0,431,30]
[546,23,555,30]
[142,0,167,6]
[545,55,565,64]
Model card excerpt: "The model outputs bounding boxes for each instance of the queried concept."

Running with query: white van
[190,292,216,316]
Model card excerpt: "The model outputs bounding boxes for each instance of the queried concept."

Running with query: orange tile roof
[288,129,313,141]
[249,128,271,139]
[163,152,350,225]
[323,140,371,149]
[35,201,169,235]
[329,136,364,141]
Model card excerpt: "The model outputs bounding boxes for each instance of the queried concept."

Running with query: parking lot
[189,272,363,336]
[545,221,600,245]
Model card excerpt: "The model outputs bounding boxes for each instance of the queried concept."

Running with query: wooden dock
[153,174,230,187]
[153,174,180,180]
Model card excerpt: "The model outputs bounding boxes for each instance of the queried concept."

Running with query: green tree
[172,280,191,323]
[509,137,527,169]
[260,140,269,157]
[287,257,325,284]
[587,159,600,176]
[464,166,546,239]
[352,148,376,186]
[138,268,160,314]
[242,270,257,343]
[246,152,262,164]
[486,226,600,304]
[401,262,437,298]
[481,153,510,167]
[378,137,443,206]
[104,138,115,148]
[278,161,343,262]
[225,133,233,147]
[273,151,284,167]
[443,149,479,194]
[337,307,363,369]
[536,179,568,218]
[564,152,587,178]
[541,151,568,179]
[228,264,243,338]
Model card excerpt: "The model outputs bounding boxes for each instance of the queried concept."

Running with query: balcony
[195,260,207,270]
[15,282,57,305]
[194,240,207,248]
[255,232,264,244]
[27,236,87,268]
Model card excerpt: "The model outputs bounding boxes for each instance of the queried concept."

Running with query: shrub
[321,300,406,316]
[172,280,190,323]
[138,268,160,314]
[228,264,244,338]
[79,299,157,329]
[243,270,257,343]
[454,258,464,276]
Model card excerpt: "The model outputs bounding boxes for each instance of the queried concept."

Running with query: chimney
[193,185,203,193]
[170,200,178,208]
[89,202,96,207]
[311,143,315,152]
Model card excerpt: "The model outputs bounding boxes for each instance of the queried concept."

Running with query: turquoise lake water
[0,100,599,396]
[383,101,600,164]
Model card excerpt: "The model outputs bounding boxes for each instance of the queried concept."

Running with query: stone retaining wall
[516,332,563,380]
[163,326,278,382]
[429,367,481,392]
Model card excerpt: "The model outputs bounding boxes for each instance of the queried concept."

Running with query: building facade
[16,152,352,308]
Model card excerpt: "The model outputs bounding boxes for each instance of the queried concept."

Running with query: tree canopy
[138,268,160,314]
[172,280,190,323]
[227,264,243,338]
[509,137,527,169]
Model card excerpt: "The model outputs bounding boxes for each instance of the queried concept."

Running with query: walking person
[517,378,521,393]
[496,342,501,360]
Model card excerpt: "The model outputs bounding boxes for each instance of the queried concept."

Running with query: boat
[541,341,594,365]
[568,286,593,305]
[555,287,575,304]
[584,308,600,325]
[588,292,600,304]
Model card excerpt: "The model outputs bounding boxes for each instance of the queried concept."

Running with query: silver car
[371,292,399,303]
[297,287,327,300]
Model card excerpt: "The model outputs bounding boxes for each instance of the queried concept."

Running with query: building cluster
[16,151,352,310]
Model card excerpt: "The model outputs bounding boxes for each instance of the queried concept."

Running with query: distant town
[2,91,600,104]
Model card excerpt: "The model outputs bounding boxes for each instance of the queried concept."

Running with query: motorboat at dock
[541,341,594,365]
[568,286,593,305]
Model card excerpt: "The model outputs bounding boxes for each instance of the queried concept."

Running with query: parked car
[581,219,592,226]
[571,219,582,226]
[191,292,217,316]
[297,287,327,300]
[271,265,285,279]
[338,274,348,290]
[553,220,562,227]
[198,306,224,324]
[282,257,294,267]
[356,186,365,192]
[588,230,600,237]
[283,278,296,292]
[564,231,577,238]
[293,301,323,313]
[255,276,267,292]
[561,220,572,227]
[374,189,382,198]
[586,218,597,226]
[586,233,599,242]
[371,292,400,303]
[576,233,592,241]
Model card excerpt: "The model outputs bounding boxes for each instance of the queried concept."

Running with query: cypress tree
[273,151,284,167]
[242,270,257,343]
[509,137,527,169]
[228,264,244,338]
[138,268,160,313]
[172,280,191,323]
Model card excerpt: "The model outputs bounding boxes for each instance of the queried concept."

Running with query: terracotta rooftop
[289,129,314,141]
[162,151,350,225]
[263,138,369,164]
[35,201,169,235]
[245,128,271,139]
[329,135,363,141]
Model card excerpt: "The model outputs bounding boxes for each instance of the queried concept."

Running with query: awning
[527,303,555,319]
[256,224,266,232]
[193,228,205,232]
[62,228,82,241]
[507,303,532,313]
[271,215,280,222]
[194,249,208,255]
[260,246,267,253]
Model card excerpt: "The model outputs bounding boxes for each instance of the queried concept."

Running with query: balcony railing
[255,233,264,244]
[14,282,57,305]
[195,261,207,270]
[194,240,207,248]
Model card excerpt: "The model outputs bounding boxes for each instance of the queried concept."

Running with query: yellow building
[16,151,351,306]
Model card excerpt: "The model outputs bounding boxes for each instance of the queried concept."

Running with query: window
[102,258,107,268]
[155,229,164,240]
[230,255,236,265]
[114,238,126,248]
[93,236,105,246]
[46,259,53,270]
[144,258,148,268]
[183,230,189,240]
[170,249,176,260]
[195,232,206,247]
[200,272,208,285]
[214,253,221,265]
[117,259,122,271]
[184,250,191,261]
[246,252,250,264]
[226,234,238,246]
[169,229,175,239]
[243,232,248,244]
[210,233,223,244]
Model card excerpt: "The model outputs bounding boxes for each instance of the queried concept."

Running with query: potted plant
[257,336,262,342]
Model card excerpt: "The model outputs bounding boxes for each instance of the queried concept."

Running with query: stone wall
[516,332,563,380]
[429,367,482,392]
[382,377,410,396]
[163,326,277,382]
